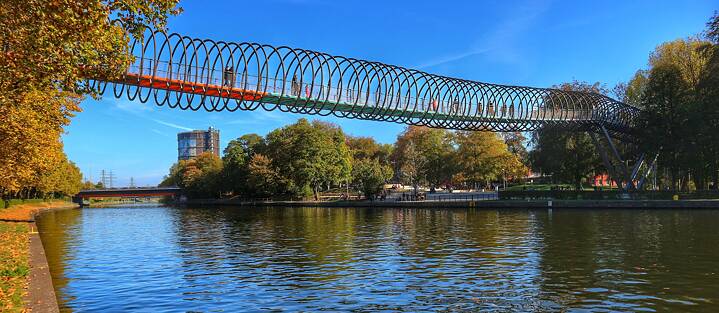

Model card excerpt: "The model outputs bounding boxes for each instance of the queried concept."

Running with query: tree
[264,119,352,199]
[614,70,649,107]
[639,64,692,190]
[0,91,79,198]
[397,140,425,191]
[529,81,605,190]
[347,136,394,198]
[34,156,83,198]
[0,0,181,199]
[649,37,710,88]
[696,11,719,189]
[502,132,529,165]
[160,152,223,198]
[455,131,526,189]
[707,11,719,44]
[613,25,717,191]
[392,126,455,189]
[352,158,393,199]
[530,127,600,190]
[246,154,282,197]
[311,121,353,191]
[347,136,393,166]
[222,134,264,195]
[81,181,98,190]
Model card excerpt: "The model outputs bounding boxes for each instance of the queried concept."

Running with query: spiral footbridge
[91,28,640,136]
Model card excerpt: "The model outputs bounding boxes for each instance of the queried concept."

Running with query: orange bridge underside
[119,73,267,101]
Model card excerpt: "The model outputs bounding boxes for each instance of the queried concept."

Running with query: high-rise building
[177,127,220,160]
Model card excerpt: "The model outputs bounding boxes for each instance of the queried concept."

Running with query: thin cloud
[151,118,193,131]
[226,109,288,125]
[150,128,173,138]
[414,0,551,74]
[415,48,492,70]
[115,99,153,113]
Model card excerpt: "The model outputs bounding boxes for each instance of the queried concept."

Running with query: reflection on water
[37,206,719,312]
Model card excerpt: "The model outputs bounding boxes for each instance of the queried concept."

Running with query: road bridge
[73,187,181,207]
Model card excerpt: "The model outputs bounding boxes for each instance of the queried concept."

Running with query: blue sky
[64,0,718,186]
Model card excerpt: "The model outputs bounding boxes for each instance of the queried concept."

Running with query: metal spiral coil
[91,28,641,135]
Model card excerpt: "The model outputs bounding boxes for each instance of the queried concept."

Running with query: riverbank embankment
[185,198,719,209]
[0,201,79,223]
[0,201,77,312]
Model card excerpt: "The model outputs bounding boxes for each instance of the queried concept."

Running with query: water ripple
[36,206,719,312]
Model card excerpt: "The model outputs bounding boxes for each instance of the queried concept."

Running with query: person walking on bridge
[291,74,299,96]
[223,66,234,87]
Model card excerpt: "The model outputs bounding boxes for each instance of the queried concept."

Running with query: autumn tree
[392,126,455,189]
[246,154,282,198]
[34,156,83,198]
[347,136,393,167]
[643,37,711,190]
[649,37,710,88]
[455,131,527,189]
[618,27,716,190]
[614,70,649,107]
[0,0,180,199]
[501,132,529,165]
[160,152,223,199]
[81,181,98,191]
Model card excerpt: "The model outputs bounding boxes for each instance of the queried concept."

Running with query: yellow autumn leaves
[0,0,181,199]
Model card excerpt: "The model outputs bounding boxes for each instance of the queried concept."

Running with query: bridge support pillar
[590,125,658,192]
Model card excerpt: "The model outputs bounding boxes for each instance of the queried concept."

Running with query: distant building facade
[177,127,220,160]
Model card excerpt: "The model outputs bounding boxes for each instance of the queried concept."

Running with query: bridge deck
[94,29,639,134]
[117,71,597,125]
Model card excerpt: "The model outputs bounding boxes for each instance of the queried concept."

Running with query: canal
[36,205,719,312]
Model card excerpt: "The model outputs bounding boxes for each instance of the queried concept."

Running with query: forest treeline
[531,12,719,191]
[160,119,528,199]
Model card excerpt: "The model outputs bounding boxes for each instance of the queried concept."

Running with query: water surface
[37,206,719,312]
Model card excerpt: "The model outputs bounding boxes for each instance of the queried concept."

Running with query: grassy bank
[0,201,76,311]
[0,201,77,222]
[0,222,29,312]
